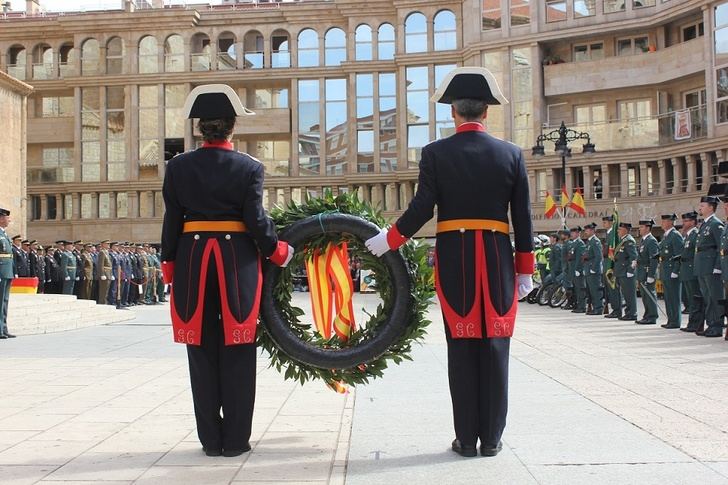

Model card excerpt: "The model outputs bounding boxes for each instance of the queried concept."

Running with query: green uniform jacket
[562,239,573,282]
[60,250,77,278]
[659,228,683,279]
[549,243,562,276]
[583,235,603,275]
[614,235,637,278]
[680,228,698,282]
[570,238,586,275]
[720,223,728,282]
[0,228,14,280]
[694,215,724,276]
[637,234,659,281]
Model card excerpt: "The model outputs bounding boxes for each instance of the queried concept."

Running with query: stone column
[601,164,610,199]
[91,192,99,219]
[658,160,667,196]
[700,152,712,190]
[672,157,683,194]
[385,183,398,211]
[146,191,155,218]
[72,193,81,220]
[40,195,48,221]
[620,163,629,199]
[55,194,63,220]
[583,167,592,200]
[687,155,697,192]
[528,169,537,202]
[371,184,383,209]
[639,162,649,197]
[109,192,117,219]
[128,191,140,218]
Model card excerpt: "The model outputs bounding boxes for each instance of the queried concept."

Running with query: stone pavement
[0,294,726,484]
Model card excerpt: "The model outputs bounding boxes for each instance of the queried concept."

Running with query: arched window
[297,29,319,67]
[164,34,184,73]
[325,28,346,66]
[355,24,372,61]
[405,12,427,54]
[81,38,100,75]
[243,30,264,69]
[138,36,158,74]
[7,45,26,79]
[106,37,125,74]
[378,23,395,60]
[191,33,211,71]
[271,29,290,68]
[59,43,74,77]
[218,32,236,70]
[433,10,456,51]
[32,43,53,79]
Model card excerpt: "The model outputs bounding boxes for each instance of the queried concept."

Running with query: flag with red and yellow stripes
[570,188,587,216]
[544,191,557,219]
[560,184,570,210]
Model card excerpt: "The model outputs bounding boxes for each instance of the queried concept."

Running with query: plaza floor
[0,294,726,484]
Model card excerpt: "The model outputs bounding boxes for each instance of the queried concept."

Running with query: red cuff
[386,223,409,250]
[515,252,534,274]
[161,261,175,284]
[269,240,289,266]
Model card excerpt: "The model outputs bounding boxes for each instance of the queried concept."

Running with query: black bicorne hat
[431,67,509,105]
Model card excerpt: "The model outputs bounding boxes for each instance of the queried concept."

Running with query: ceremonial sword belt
[182,220,247,233]
[0,253,11,258]
[435,219,509,235]
[697,245,717,252]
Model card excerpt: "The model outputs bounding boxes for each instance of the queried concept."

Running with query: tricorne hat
[183,84,255,119]
[430,67,509,105]
[639,219,655,227]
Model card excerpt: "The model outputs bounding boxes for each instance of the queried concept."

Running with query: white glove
[14,274,18,278]
[713,268,722,275]
[101,275,107,281]
[574,271,581,277]
[631,261,637,269]
[517,274,533,300]
[646,277,655,284]
[365,229,390,257]
[111,275,116,281]
[75,277,80,281]
[590,270,596,274]
[670,273,678,279]
[626,272,634,278]
[281,244,294,268]
[64,276,70,281]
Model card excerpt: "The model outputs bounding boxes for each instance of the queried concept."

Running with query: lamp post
[532,121,595,228]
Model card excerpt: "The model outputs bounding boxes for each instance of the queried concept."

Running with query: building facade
[0,0,727,243]
[0,70,32,238]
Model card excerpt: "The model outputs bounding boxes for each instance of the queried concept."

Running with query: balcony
[6,64,25,80]
[32,63,54,80]
[217,53,236,70]
[244,52,264,69]
[190,53,211,72]
[542,105,707,151]
[544,39,705,96]
[271,51,291,68]
[27,117,74,143]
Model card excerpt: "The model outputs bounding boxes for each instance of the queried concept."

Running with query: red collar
[456,122,486,134]
[201,140,234,151]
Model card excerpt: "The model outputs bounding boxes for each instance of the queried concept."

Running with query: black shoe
[451,439,477,457]
[681,309,690,314]
[618,315,637,321]
[604,313,621,319]
[703,328,724,338]
[222,443,251,457]
[480,441,503,457]
[680,327,697,333]
[4,333,16,338]
[636,320,656,325]
[0,334,7,340]
[586,310,603,315]
[202,446,222,457]
[661,324,680,329]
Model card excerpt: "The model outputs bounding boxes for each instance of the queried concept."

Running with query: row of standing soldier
[538,192,728,339]
[10,238,166,308]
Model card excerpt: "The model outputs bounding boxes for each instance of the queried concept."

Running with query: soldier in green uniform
[695,189,726,337]
[658,214,683,329]
[680,212,702,332]
[583,223,604,315]
[569,226,587,313]
[60,240,77,295]
[561,229,575,310]
[636,219,660,325]
[0,208,16,339]
[546,233,561,286]
[614,222,638,321]
[602,215,622,318]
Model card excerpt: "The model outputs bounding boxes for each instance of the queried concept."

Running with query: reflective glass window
[355,24,373,61]
[164,35,184,72]
[356,74,374,173]
[298,79,320,175]
[139,36,158,74]
[434,10,457,51]
[405,13,427,53]
[379,72,397,172]
[511,0,531,26]
[325,28,346,66]
[106,37,124,74]
[81,38,100,75]
[107,86,126,181]
[325,79,348,175]
[546,0,567,22]
[482,0,502,30]
[298,29,319,67]
[378,23,395,60]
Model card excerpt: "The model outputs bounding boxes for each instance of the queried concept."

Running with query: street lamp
[532,121,595,226]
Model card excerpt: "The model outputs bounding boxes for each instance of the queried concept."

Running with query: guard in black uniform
[161,84,293,458]
[366,68,534,458]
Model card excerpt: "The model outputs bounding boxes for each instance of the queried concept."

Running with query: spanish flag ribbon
[570,188,586,216]
[305,242,357,342]
[544,191,557,219]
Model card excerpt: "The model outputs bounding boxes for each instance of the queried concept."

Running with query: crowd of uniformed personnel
[533,192,728,340]
[9,237,166,308]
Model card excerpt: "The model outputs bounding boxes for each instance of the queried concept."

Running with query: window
[106,86,126,181]
[7,45,26,80]
[164,84,186,160]
[573,42,604,61]
[406,66,429,166]
[138,36,158,74]
[218,32,236,71]
[511,0,530,26]
[511,48,534,149]
[574,0,596,17]
[435,64,456,139]
[255,141,290,176]
[325,28,346,66]
[298,80,320,175]
[271,30,290,68]
[164,35,184,72]
[81,38,99,75]
[41,96,73,117]
[546,0,567,22]
[618,99,651,120]
[684,88,706,108]
[356,74,374,173]
[482,0,501,30]
[59,44,74,77]
[603,0,625,13]
[575,103,606,124]
[434,10,457,50]
[31,44,53,80]
[106,37,124,75]
[251,88,289,109]
[298,29,319,67]
[81,87,100,182]
[379,72,397,172]
[243,31,263,69]
[325,79,347,175]
[716,68,728,123]
[633,0,655,8]
[617,36,649,56]
[405,13,427,53]
[717,3,728,123]
[139,85,159,165]
[42,147,74,182]
[355,25,373,61]
[482,50,506,139]
[191,32,212,71]
[378,23,395,60]
[682,21,704,42]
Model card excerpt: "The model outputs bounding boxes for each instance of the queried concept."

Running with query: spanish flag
[570,188,586,216]
[560,185,570,210]
[544,191,557,219]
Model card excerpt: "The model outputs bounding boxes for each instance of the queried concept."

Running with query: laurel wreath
[257,191,435,388]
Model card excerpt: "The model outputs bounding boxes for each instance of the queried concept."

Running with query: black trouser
[445,317,509,448]
[186,257,256,451]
